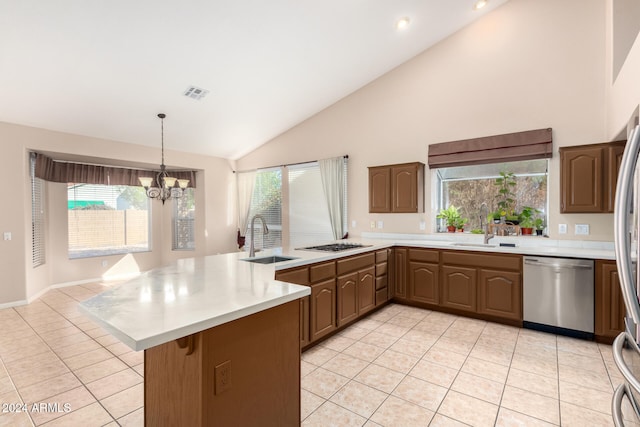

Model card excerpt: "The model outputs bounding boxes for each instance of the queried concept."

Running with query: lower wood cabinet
[478,269,521,321]
[337,272,358,327]
[441,265,477,312]
[408,248,440,306]
[358,267,376,315]
[393,248,408,299]
[595,260,625,343]
[310,279,336,342]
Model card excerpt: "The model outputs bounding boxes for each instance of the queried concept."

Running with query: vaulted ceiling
[1,0,508,159]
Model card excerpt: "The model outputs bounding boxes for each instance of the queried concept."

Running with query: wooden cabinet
[275,266,309,348]
[478,269,521,321]
[358,267,376,315]
[393,248,408,299]
[441,265,477,312]
[337,272,358,327]
[595,260,626,343]
[560,141,625,213]
[299,296,310,347]
[375,249,390,306]
[310,279,336,342]
[408,248,439,306]
[337,252,377,327]
[368,162,424,213]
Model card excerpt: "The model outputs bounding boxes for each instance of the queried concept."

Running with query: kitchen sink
[451,243,497,248]
[242,255,298,264]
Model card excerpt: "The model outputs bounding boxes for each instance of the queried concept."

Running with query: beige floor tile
[302,401,366,426]
[0,411,33,427]
[302,346,340,366]
[9,360,69,390]
[0,375,15,396]
[517,329,557,348]
[301,389,325,420]
[119,351,143,367]
[400,329,440,346]
[374,323,410,338]
[19,372,82,404]
[514,340,557,362]
[0,340,51,363]
[429,336,474,356]
[132,363,144,377]
[429,413,469,427]
[409,359,458,388]
[412,321,449,336]
[302,368,350,399]
[94,334,120,347]
[46,332,93,351]
[510,352,558,379]
[40,401,113,426]
[354,364,405,394]
[461,356,509,383]
[322,353,369,379]
[301,360,317,378]
[441,327,481,342]
[330,381,387,418]
[338,325,370,341]
[100,383,143,420]
[559,380,612,415]
[359,331,399,349]
[62,348,112,371]
[370,395,434,426]
[422,347,467,370]
[558,363,612,393]
[437,390,499,427]
[86,369,143,400]
[449,316,486,332]
[450,372,504,405]
[52,339,102,360]
[83,327,110,340]
[556,335,601,358]
[74,357,129,384]
[117,407,144,427]
[392,375,447,411]
[385,315,420,329]
[105,342,133,357]
[388,337,433,358]
[372,349,419,374]
[469,343,513,366]
[367,309,396,323]
[29,385,95,425]
[560,401,614,427]
[356,318,385,331]
[319,334,356,352]
[476,333,517,352]
[557,349,608,375]
[506,367,559,399]
[500,385,559,425]
[342,341,385,362]
[495,407,556,426]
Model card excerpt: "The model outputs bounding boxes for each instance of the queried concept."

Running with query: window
[173,188,195,250]
[246,168,282,250]
[435,159,548,232]
[68,184,150,258]
[31,154,45,267]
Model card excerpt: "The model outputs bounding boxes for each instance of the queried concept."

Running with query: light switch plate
[3,232,10,241]
[351,220,357,228]
[419,220,426,230]
[377,221,383,229]
[558,224,567,234]
[575,224,590,235]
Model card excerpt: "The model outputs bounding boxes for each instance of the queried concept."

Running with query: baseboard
[0,299,29,310]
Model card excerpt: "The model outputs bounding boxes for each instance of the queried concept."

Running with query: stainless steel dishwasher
[523,256,594,339]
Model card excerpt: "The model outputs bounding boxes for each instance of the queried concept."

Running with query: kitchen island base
[144,300,300,426]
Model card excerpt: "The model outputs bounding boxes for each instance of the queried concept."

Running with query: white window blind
[172,188,195,250]
[246,168,282,250]
[31,154,45,267]
[68,184,150,258]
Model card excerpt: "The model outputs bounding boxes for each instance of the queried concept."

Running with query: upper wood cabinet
[560,141,625,213]
[368,162,424,213]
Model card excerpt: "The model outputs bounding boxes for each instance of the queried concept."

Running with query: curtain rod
[233,155,348,173]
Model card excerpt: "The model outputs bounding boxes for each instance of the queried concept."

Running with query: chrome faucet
[479,203,495,245]
[249,215,269,258]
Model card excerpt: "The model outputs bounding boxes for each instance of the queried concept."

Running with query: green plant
[436,205,461,227]
[470,228,483,234]
[519,206,540,228]
[494,171,517,216]
[454,216,468,230]
[534,217,545,230]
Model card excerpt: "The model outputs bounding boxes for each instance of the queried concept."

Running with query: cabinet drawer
[275,267,309,285]
[441,251,521,271]
[409,248,439,263]
[375,250,388,263]
[376,288,388,305]
[337,253,376,275]
[375,275,387,290]
[376,262,387,277]
[310,261,336,283]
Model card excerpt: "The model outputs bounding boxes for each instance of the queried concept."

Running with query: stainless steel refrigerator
[613,121,640,425]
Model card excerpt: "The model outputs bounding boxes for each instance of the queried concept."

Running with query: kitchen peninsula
[80,253,310,426]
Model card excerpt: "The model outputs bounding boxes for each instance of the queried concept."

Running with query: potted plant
[494,171,517,219]
[437,205,461,232]
[454,216,468,232]
[534,217,545,236]
[519,206,539,235]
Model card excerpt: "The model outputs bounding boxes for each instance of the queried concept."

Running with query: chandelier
[138,113,189,204]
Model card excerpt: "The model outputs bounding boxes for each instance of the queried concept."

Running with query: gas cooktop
[300,243,370,252]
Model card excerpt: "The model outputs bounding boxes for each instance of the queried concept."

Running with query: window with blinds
[288,160,348,248]
[67,184,150,259]
[246,168,282,250]
[31,154,45,267]
[173,188,195,250]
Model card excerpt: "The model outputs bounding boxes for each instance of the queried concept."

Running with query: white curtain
[319,156,346,240]
[236,171,256,246]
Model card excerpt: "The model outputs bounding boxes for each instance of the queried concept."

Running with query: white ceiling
[0,0,508,160]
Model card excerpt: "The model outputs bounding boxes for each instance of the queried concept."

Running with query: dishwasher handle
[524,258,593,270]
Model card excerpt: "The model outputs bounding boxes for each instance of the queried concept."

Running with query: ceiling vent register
[183,86,209,100]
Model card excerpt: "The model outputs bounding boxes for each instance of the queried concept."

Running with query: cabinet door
[560,146,604,213]
[595,261,626,339]
[409,261,439,305]
[606,144,626,212]
[478,269,522,321]
[310,279,336,342]
[393,248,407,299]
[441,265,477,312]
[300,296,310,348]
[391,164,418,213]
[337,272,358,327]
[369,167,391,213]
[358,267,376,315]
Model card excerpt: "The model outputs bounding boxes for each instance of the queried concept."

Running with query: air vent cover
[183,86,209,100]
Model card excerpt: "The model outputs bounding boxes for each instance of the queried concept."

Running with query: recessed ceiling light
[396,17,410,31]
[473,0,488,10]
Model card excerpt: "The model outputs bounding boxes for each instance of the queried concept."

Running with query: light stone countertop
[79,233,616,352]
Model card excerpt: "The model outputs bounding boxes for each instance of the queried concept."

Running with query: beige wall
[1,121,237,306]
[237,0,612,241]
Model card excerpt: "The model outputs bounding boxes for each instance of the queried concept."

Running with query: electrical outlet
[351,220,357,228]
[370,221,375,229]
[101,260,108,267]
[215,360,232,395]
[575,224,590,235]
[3,232,11,241]
[419,220,426,230]
[377,220,383,229]
[558,224,567,234]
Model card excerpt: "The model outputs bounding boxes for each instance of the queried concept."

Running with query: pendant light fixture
[139,113,189,204]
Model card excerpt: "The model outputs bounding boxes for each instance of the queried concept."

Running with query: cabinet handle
[176,335,195,356]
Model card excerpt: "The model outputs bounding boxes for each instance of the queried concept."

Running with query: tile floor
[0,282,633,426]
